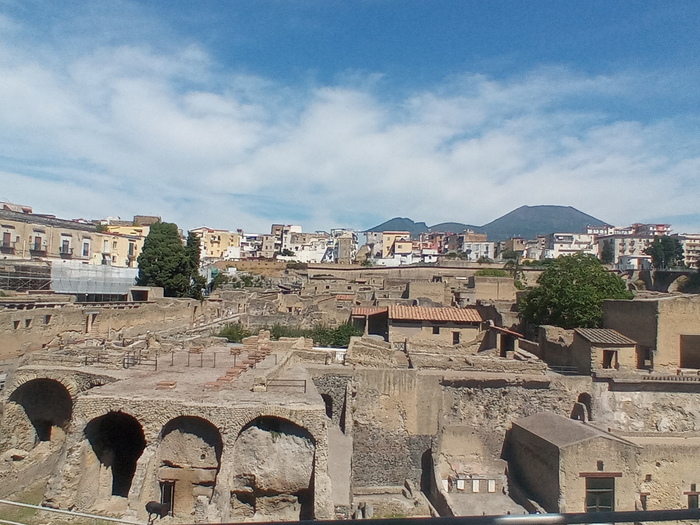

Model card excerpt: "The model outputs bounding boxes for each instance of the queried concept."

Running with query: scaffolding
[0,261,52,292]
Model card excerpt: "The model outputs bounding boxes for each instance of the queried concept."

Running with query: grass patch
[0,480,45,524]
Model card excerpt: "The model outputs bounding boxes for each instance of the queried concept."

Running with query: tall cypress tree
[185,232,206,299]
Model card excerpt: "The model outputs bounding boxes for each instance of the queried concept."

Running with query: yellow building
[190,227,242,260]
[0,203,144,268]
[381,231,412,258]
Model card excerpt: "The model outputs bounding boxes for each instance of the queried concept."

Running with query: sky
[0,1,699,234]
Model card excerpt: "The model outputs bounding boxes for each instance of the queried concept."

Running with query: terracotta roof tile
[351,307,388,317]
[388,305,482,323]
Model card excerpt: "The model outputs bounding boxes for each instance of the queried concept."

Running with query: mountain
[479,205,609,241]
[428,222,478,233]
[365,217,429,237]
[365,206,610,241]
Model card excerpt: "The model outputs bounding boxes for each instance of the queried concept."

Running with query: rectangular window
[2,232,10,246]
[160,480,175,516]
[432,326,440,335]
[689,494,698,509]
[453,331,460,345]
[44,315,52,325]
[83,242,90,257]
[603,350,617,369]
[586,477,615,512]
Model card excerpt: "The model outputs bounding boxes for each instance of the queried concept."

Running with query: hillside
[364,217,429,237]
[479,205,609,241]
[366,206,609,241]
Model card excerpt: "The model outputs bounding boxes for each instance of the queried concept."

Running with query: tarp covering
[50,260,138,294]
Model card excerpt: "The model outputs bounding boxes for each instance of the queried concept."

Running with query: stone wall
[0,298,226,359]
[311,373,352,432]
[441,376,591,460]
[44,393,334,522]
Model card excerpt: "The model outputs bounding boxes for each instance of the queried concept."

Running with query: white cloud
[0,9,698,235]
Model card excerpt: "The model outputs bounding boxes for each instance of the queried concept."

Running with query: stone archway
[156,416,223,517]
[230,416,316,521]
[6,378,73,449]
[84,411,146,498]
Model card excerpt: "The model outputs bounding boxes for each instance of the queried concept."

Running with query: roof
[514,411,637,449]
[335,294,354,301]
[388,305,482,323]
[351,307,388,317]
[490,325,524,338]
[574,328,636,346]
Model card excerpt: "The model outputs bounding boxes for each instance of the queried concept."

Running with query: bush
[475,269,508,277]
[217,324,252,343]
[257,322,363,348]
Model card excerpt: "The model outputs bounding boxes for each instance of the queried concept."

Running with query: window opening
[160,481,175,516]
[586,477,615,512]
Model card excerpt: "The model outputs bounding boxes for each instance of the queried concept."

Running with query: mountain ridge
[366,205,610,241]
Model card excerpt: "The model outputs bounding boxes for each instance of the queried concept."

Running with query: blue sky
[0,1,699,234]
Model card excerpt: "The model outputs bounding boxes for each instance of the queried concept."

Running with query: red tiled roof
[351,307,388,317]
[336,294,355,301]
[388,306,482,323]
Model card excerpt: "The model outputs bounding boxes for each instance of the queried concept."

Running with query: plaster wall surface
[559,437,638,513]
[656,296,700,369]
[506,423,560,512]
[603,300,659,363]
[629,436,700,511]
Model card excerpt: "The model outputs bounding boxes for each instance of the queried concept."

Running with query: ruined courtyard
[3,265,700,522]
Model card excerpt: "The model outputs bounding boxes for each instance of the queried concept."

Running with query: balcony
[0,241,15,255]
[59,247,74,259]
[29,244,48,257]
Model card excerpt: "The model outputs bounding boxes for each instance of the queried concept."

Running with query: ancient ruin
[2,266,700,521]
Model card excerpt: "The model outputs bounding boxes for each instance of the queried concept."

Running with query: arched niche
[230,416,316,521]
[84,411,146,498]
[8,378,73,447]
[155,416,223,517]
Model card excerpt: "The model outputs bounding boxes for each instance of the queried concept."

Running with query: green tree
[643,236,684,269]
[503,257,525,289]
[185,232,206,299]
[136,222,190,297]
[500,250,520,261]
[519,254,633,329]
[600,239,615,264]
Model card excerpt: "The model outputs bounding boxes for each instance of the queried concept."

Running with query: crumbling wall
[0,298,227,359]
[311,374,352,431]
[441,376,591,460]
[351,369,441,488]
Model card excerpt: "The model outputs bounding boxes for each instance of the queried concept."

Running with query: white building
[542,233,598,259]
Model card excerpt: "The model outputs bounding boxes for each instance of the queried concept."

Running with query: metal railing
[0,499,143,525]
[2,499,700,525]
[210,508,700,525]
